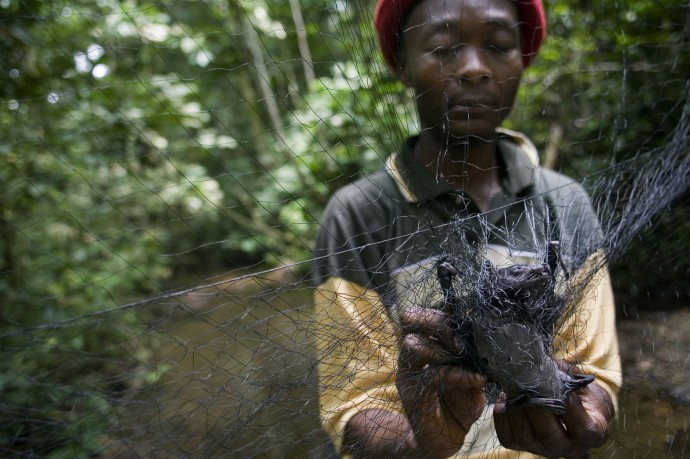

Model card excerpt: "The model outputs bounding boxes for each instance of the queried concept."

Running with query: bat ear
[546,240,565,277]
[482,260,497,278]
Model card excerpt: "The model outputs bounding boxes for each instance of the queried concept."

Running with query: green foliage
[1,0,222,455]
[1,335,114,458]
[505,1,690,300]
[509,0,690,172]
[0,0,688,454]
[237,61,412,261]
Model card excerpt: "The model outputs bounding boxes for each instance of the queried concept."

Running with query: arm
[315,279,486,458]
[395,306,487,458]
[315,277,406,456]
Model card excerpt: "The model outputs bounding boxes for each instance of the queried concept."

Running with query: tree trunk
[289,0,315,88]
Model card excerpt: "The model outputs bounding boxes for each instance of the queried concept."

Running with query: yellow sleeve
[315,252,622,456]
[314,276,403,454]
[553,251,623,407]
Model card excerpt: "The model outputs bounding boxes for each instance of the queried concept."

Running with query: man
[312,0,621,457]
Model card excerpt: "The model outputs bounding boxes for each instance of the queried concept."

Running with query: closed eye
[487,44,515,54]
[430,44,460,57]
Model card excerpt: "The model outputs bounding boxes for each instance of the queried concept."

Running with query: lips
[430,88,516,134]
[447,99,499,112]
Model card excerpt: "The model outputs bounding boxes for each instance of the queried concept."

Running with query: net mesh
[2,0,690,457]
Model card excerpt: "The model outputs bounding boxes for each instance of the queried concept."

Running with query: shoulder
[497,129,592,205]
[322,167,402,219]
[535,167,588,194]
[533,167,594,208]
[316,165,404,253]
[532,168,603,261]
[313,167,402,288]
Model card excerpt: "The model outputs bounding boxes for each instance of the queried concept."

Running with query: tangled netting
[425,236,590,416]
[2,1,690,458]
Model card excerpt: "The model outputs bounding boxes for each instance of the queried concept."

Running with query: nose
[453,46,491,82]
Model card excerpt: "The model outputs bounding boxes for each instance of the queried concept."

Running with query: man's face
[400,0,524,140]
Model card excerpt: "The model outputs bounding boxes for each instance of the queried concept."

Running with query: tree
[1,0,688,455]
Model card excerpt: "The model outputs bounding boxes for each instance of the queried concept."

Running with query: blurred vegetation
[505,0,690,303]
[0,0,688,456]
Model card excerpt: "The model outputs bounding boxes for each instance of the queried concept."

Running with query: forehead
[405,0,520,31]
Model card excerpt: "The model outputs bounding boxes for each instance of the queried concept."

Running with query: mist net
[1,0,690,457]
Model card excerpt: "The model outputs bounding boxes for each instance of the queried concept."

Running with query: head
[374,0,546,140]
[375,0,546,73]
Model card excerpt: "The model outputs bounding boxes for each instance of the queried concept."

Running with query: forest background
[1,0,689,456]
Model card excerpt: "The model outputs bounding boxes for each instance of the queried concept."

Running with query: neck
[413,132,503,212]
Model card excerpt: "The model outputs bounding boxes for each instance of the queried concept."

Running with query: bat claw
[563,373,595,395]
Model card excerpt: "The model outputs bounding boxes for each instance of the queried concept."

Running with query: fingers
[495,402,588,459]
[399,306,462,354]
[525,407,586,458]
[399,332,450,373]
[561,384,612,448]
[397,304,488,445]
[494,385,612,459]
[399,333,484,386]
[398,305,486,401]
[495,403,538,455]
[421,364,486,395]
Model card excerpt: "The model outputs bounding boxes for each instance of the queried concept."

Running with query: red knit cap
[374,0,546,71]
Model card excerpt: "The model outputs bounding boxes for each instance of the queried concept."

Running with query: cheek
[407,70,448,109]
[413,84,448,124]
[496,63,523,101]
[403,59,438,90]
[497,76,522,109]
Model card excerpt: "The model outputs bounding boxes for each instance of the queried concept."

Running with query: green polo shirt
[313,130,620,457]
[312,129,602,300]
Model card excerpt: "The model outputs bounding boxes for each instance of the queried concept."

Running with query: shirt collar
[386,128,540,203]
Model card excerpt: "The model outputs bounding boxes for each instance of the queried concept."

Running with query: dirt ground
[598,306,690,458]
[618,306,690,403]
[111,272,690,457]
